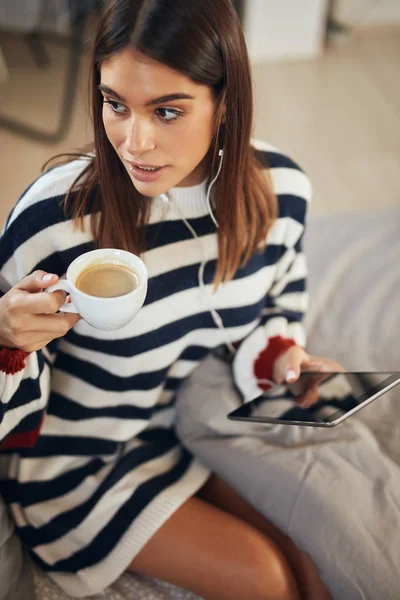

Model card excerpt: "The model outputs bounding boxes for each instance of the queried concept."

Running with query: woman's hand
[272,345,344,408]
[0,270,81,353]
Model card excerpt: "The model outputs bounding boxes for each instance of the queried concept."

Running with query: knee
[238,529,300,600]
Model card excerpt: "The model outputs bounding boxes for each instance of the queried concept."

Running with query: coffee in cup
[46,249,148,330]
[75,263,140,298]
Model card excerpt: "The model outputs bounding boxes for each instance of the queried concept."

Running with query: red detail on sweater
[254,335,296,390]
[0,415,44,451]
[0,347,30,374]
[0,347,41,450]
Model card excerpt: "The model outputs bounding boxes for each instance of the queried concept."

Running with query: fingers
[273,346,308,384]
[15,290,68,316]
[5,313,81,353]
[284,348,308,383]
[63,312,81,328]
[295,384,319,408]
[294,372,334,408]
[272,347,345,409]
[1,271,80,353]
[14,270,59,293]
[27,312,81,335]
[302,356,344,373]
[272,344,345,391]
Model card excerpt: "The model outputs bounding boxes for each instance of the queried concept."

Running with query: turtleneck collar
[152,175,212,220]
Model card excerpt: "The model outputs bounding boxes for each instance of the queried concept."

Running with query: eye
[155,108,184,124]
[103,99,184,123]
[103,99,127,114]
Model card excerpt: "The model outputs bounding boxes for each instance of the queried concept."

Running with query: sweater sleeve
[0,268,56,452]
[0,160,92,450]
[233,148,311,400]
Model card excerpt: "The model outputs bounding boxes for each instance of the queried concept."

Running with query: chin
[129,175,171,198]
[129,170,188,197]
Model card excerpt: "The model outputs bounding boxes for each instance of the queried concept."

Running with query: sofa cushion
[304,208,400,371]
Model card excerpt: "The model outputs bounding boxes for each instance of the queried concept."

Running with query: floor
[0,27,399,229]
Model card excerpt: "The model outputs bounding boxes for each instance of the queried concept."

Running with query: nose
[125,116,155,156]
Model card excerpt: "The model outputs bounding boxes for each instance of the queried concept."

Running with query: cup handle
[46,280,79,314]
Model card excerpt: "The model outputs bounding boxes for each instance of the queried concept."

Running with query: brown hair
[44,0,277,287]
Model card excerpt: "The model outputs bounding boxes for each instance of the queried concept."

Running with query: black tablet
[228,371,400,427]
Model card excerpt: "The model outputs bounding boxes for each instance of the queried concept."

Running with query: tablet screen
[228,372,400,425]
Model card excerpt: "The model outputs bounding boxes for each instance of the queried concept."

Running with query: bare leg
[197,474,333,600]
[128,491,300,600]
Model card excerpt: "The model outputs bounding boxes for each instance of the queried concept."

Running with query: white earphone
[159,148,236,353]
[205,148,224,228]
[197,148,236,352]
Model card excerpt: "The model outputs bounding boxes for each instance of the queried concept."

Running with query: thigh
[196,473,298,555]
[196,474,332,600]
[128,493,299,600]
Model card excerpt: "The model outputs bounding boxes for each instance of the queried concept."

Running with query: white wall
[333,0,400,26]
[243,0,328,63]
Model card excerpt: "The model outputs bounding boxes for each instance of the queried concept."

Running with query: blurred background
[0,0,399,227]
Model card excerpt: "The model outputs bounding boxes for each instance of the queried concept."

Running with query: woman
[0,1,335,598]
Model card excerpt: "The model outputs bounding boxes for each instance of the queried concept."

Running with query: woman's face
[100,47,218,196]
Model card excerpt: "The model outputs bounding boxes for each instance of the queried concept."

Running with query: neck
[175,152,212,188]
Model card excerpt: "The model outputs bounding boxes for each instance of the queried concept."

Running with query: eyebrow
[98,84,194,106]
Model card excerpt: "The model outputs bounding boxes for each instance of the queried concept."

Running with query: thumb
[15,270,59,293]
[273,345,305,384]
[284,346,307,383]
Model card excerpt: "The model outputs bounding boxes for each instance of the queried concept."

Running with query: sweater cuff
[232,328,297,401]
[254,335,296,390]
[0,347,30,375]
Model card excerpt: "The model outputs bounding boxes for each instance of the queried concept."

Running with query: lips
[128,162,162,170]
[125,161,168,183]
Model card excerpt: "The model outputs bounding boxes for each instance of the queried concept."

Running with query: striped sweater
[0,141,310,453]
[0,141,312,594]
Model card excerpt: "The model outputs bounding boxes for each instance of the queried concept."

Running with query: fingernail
[286,370,297,382]
[42,274,54,282]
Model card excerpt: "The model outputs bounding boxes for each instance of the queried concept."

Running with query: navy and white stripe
[0,140,311,597]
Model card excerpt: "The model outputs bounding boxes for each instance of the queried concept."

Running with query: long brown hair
[44,0,277,287]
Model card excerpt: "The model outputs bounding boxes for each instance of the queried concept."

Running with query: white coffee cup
[46,248,148,330]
